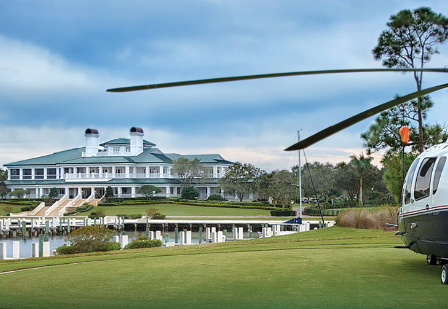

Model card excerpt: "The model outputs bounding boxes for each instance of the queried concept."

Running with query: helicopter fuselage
[398,143,448,259]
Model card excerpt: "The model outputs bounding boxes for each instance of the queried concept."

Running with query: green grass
[0,203,25,215]
[0,227,446,308]
[87,203,274,217]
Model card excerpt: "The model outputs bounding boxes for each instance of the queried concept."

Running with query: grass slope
[0,227,445,308]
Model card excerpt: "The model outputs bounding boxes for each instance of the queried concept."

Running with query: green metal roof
[100,138,156,147]
[165,153,233,164]
[4,148,85,167]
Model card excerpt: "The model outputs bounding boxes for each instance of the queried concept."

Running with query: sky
[1,0,448,172]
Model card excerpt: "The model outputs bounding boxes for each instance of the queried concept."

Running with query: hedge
[270,210,297,217]
[97,199,280,211]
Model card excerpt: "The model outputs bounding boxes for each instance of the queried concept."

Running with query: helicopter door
[430,157,447,252]
[411,157,437,250]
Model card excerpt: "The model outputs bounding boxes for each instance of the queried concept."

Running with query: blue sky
[1,0,448,171]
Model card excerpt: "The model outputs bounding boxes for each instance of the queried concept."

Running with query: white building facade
[4,127,233,200]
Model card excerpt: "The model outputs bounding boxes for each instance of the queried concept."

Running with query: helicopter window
[433,157,446,195]
[404,158,420,204]
[414,157,437,201]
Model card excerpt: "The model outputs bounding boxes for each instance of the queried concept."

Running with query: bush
[181,186,199,200]
[77,203,94,213]
[270,210,297,217]
[55,226,119,255]
[207,194,227,201]
[124,236,163,249]
[116,214,142,219]
[89,210,106,219]
[336,207,397,230]
[152,212,166,219]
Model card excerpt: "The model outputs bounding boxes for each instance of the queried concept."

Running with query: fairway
[1,227,446,308]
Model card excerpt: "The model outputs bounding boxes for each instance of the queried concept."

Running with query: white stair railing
[58,193,81,216]
[44,195,68,216]
[31,202,46,216]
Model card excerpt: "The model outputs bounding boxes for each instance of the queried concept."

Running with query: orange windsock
[399,126,410,144]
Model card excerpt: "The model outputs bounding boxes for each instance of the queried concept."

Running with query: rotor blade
[107,68,448,92]
[285,82,448,151]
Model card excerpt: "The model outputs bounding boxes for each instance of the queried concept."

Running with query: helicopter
[107,67,448,283]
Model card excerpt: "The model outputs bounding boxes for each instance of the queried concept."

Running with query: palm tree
[349,153,374,206]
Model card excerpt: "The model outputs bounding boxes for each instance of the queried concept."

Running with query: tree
[349,153,374,206]
[138,185,162,199]
[181,186,199,200]
[361,96,448,154]
[171,157,204,187]
[218,162,261,202]
[0,182,8,200]
[48,187,58,204]
[269,170,296,210]
[105,186,114,202]
[55,226,120,255]
[381,151,418,202]
[370,7,448,153]
[0,168,7,181]
[294,162,335,203]
[10,189,30,199]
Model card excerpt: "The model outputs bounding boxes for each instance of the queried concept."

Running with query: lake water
[0,230,257,259]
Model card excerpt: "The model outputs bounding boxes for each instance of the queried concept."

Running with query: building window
[10,169,20,180]
[113,146,120,154]
[47,168,57,179]
[23,169,32,179]
[35,169,44,179]
[126,146,130,152]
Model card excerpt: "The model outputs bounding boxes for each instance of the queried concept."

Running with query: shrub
[145,208,158,218]
[207,194,227,201]
[270,210,297,217]
[89,210,106,219]
[152,212,166,219]
[3,206,13,215]
[55,226,119,255]
[77,203,94,213]
[336,207,397,230]
[124,237,163,249]
[181,186,199,200]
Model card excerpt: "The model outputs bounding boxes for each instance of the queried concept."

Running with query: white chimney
[84,128,99,157]
[130,127,144,156]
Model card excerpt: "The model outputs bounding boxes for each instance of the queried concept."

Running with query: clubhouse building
[3,127,233,201]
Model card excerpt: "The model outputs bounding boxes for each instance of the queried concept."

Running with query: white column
[19,168,23,180]
[207,187,211,198]
[99,166,103,178]
[44,168,47,180]
[125,166,130,178]
[146,166,150,178]
[56,168,60,179]
[112,166,116,177]
[118,187,122,197]
[213,166,217,178]
[32,168,35,180]
[131,187,136,198]
[159,166,164,178]
[166,186,170,198]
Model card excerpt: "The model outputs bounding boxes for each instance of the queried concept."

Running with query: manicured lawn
[0,203,26,215]
[0,227,446,308]
[87,203,274,217]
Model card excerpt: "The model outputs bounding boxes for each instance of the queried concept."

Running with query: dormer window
[113,146,120,154]
[126,146,130,153]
